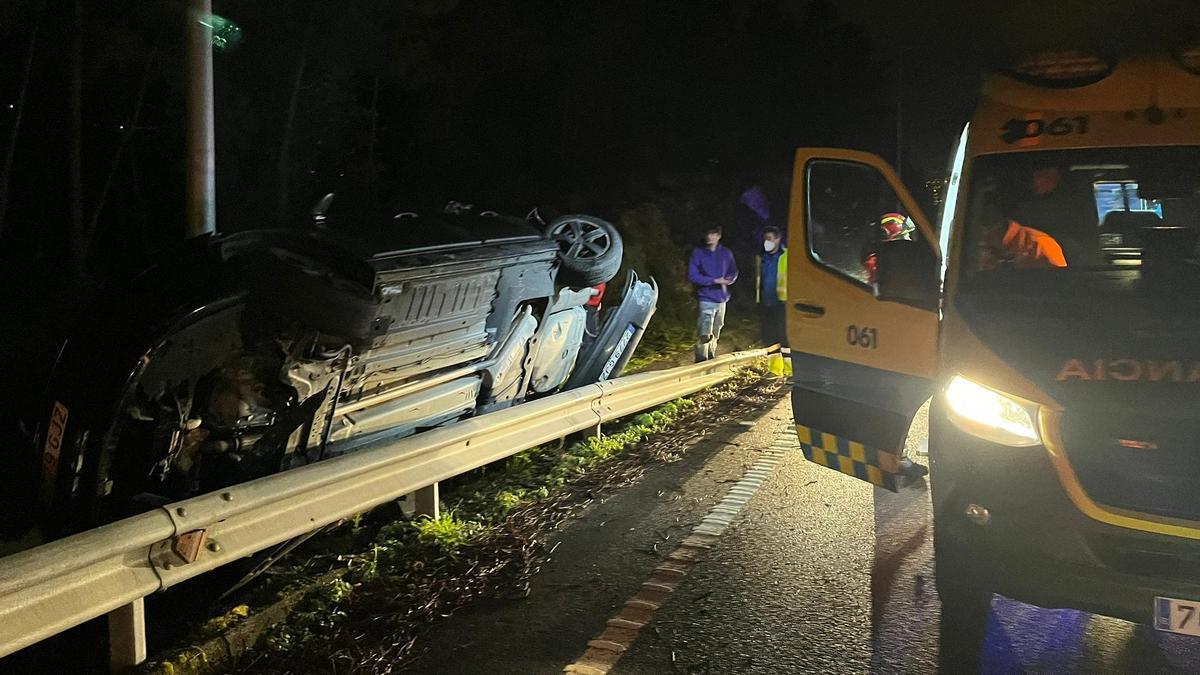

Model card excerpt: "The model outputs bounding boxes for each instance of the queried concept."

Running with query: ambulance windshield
[963,147,1200,281]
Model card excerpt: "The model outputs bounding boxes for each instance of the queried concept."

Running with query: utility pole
[186,0,216,237]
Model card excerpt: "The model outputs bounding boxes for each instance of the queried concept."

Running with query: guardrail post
[108,598,146,671]
[412,482,439,519]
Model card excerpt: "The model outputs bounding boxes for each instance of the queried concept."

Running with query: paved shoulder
[402,397,793,673]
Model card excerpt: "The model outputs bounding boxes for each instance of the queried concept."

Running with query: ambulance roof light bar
[1174,47,1200,76]
[1003,51,1115,88]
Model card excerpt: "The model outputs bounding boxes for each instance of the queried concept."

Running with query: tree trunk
[367,75,380,201]
[67,0,85,276]
[0,0,45,239]
[81,39,161,254]
[276,3,319,225]
[132,153,151,255]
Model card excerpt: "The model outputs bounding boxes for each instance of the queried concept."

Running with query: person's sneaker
[899,458,929,478]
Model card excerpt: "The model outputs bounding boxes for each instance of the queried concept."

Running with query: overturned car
[21,207,656,534]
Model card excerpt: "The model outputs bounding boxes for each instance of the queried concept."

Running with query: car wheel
[935,544,992,671]
[546,215,623,287]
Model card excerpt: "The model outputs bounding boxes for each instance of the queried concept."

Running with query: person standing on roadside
[756,226,791,377]
[688,226,738,362]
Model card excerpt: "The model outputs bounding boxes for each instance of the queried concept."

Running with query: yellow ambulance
[788,52,1200,655]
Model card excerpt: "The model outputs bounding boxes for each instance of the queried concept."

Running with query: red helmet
[879,213,915,241]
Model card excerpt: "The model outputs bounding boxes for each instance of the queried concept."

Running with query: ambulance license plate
[1154,597,1200,637]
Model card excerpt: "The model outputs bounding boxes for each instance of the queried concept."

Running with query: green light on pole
[199,14,242,52]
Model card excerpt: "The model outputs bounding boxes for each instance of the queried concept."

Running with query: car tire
[935,544,992,671]
[546,215,623,287]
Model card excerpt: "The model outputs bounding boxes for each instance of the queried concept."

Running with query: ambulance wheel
[936,547,992,671]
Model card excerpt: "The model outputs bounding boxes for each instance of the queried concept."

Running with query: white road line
[564,432,797,674]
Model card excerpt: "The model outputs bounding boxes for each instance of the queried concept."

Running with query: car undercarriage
[21,210,657,534]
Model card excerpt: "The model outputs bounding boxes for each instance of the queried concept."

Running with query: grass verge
[625,316,758,373]
[146,364,774,674]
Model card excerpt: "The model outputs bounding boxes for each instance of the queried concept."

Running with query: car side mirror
[311,193,334,227]
[875,239,940,311]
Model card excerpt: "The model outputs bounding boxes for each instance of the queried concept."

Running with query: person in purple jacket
[688,226,739,362]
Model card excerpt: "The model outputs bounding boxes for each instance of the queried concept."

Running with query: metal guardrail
[0,348,768,666]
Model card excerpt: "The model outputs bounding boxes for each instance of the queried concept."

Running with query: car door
[787,149,940,491]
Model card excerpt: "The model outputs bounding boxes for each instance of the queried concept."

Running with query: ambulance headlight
[944,376,1041,447]
[1177,47,1200,76]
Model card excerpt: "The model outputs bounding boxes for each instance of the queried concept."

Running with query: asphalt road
[404,396,1200,674]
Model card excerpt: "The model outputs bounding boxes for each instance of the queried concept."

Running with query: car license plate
[42,400,69,482]
[1154,597,1200,636]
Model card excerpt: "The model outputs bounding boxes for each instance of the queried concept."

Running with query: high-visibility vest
[754,248,787,303]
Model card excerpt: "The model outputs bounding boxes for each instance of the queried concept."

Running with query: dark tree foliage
[0,0,182,292]
[0,0,888,295]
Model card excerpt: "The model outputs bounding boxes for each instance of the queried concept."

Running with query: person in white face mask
[755,226,790,377]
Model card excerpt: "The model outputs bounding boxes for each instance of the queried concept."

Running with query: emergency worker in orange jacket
[978,167,1070,270]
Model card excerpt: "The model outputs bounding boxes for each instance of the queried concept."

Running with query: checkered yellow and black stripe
[795,424,899,492]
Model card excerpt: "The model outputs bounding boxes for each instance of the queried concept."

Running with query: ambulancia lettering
[1056,359,1200,382]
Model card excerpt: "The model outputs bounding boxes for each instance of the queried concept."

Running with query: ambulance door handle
[792,302,825,317]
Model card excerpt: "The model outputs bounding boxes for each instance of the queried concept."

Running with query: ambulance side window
[806,160,907,287]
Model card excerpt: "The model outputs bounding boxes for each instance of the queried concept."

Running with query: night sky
[2,0,1200,289]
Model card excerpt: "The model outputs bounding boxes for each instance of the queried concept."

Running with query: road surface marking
[564,431,795,674]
